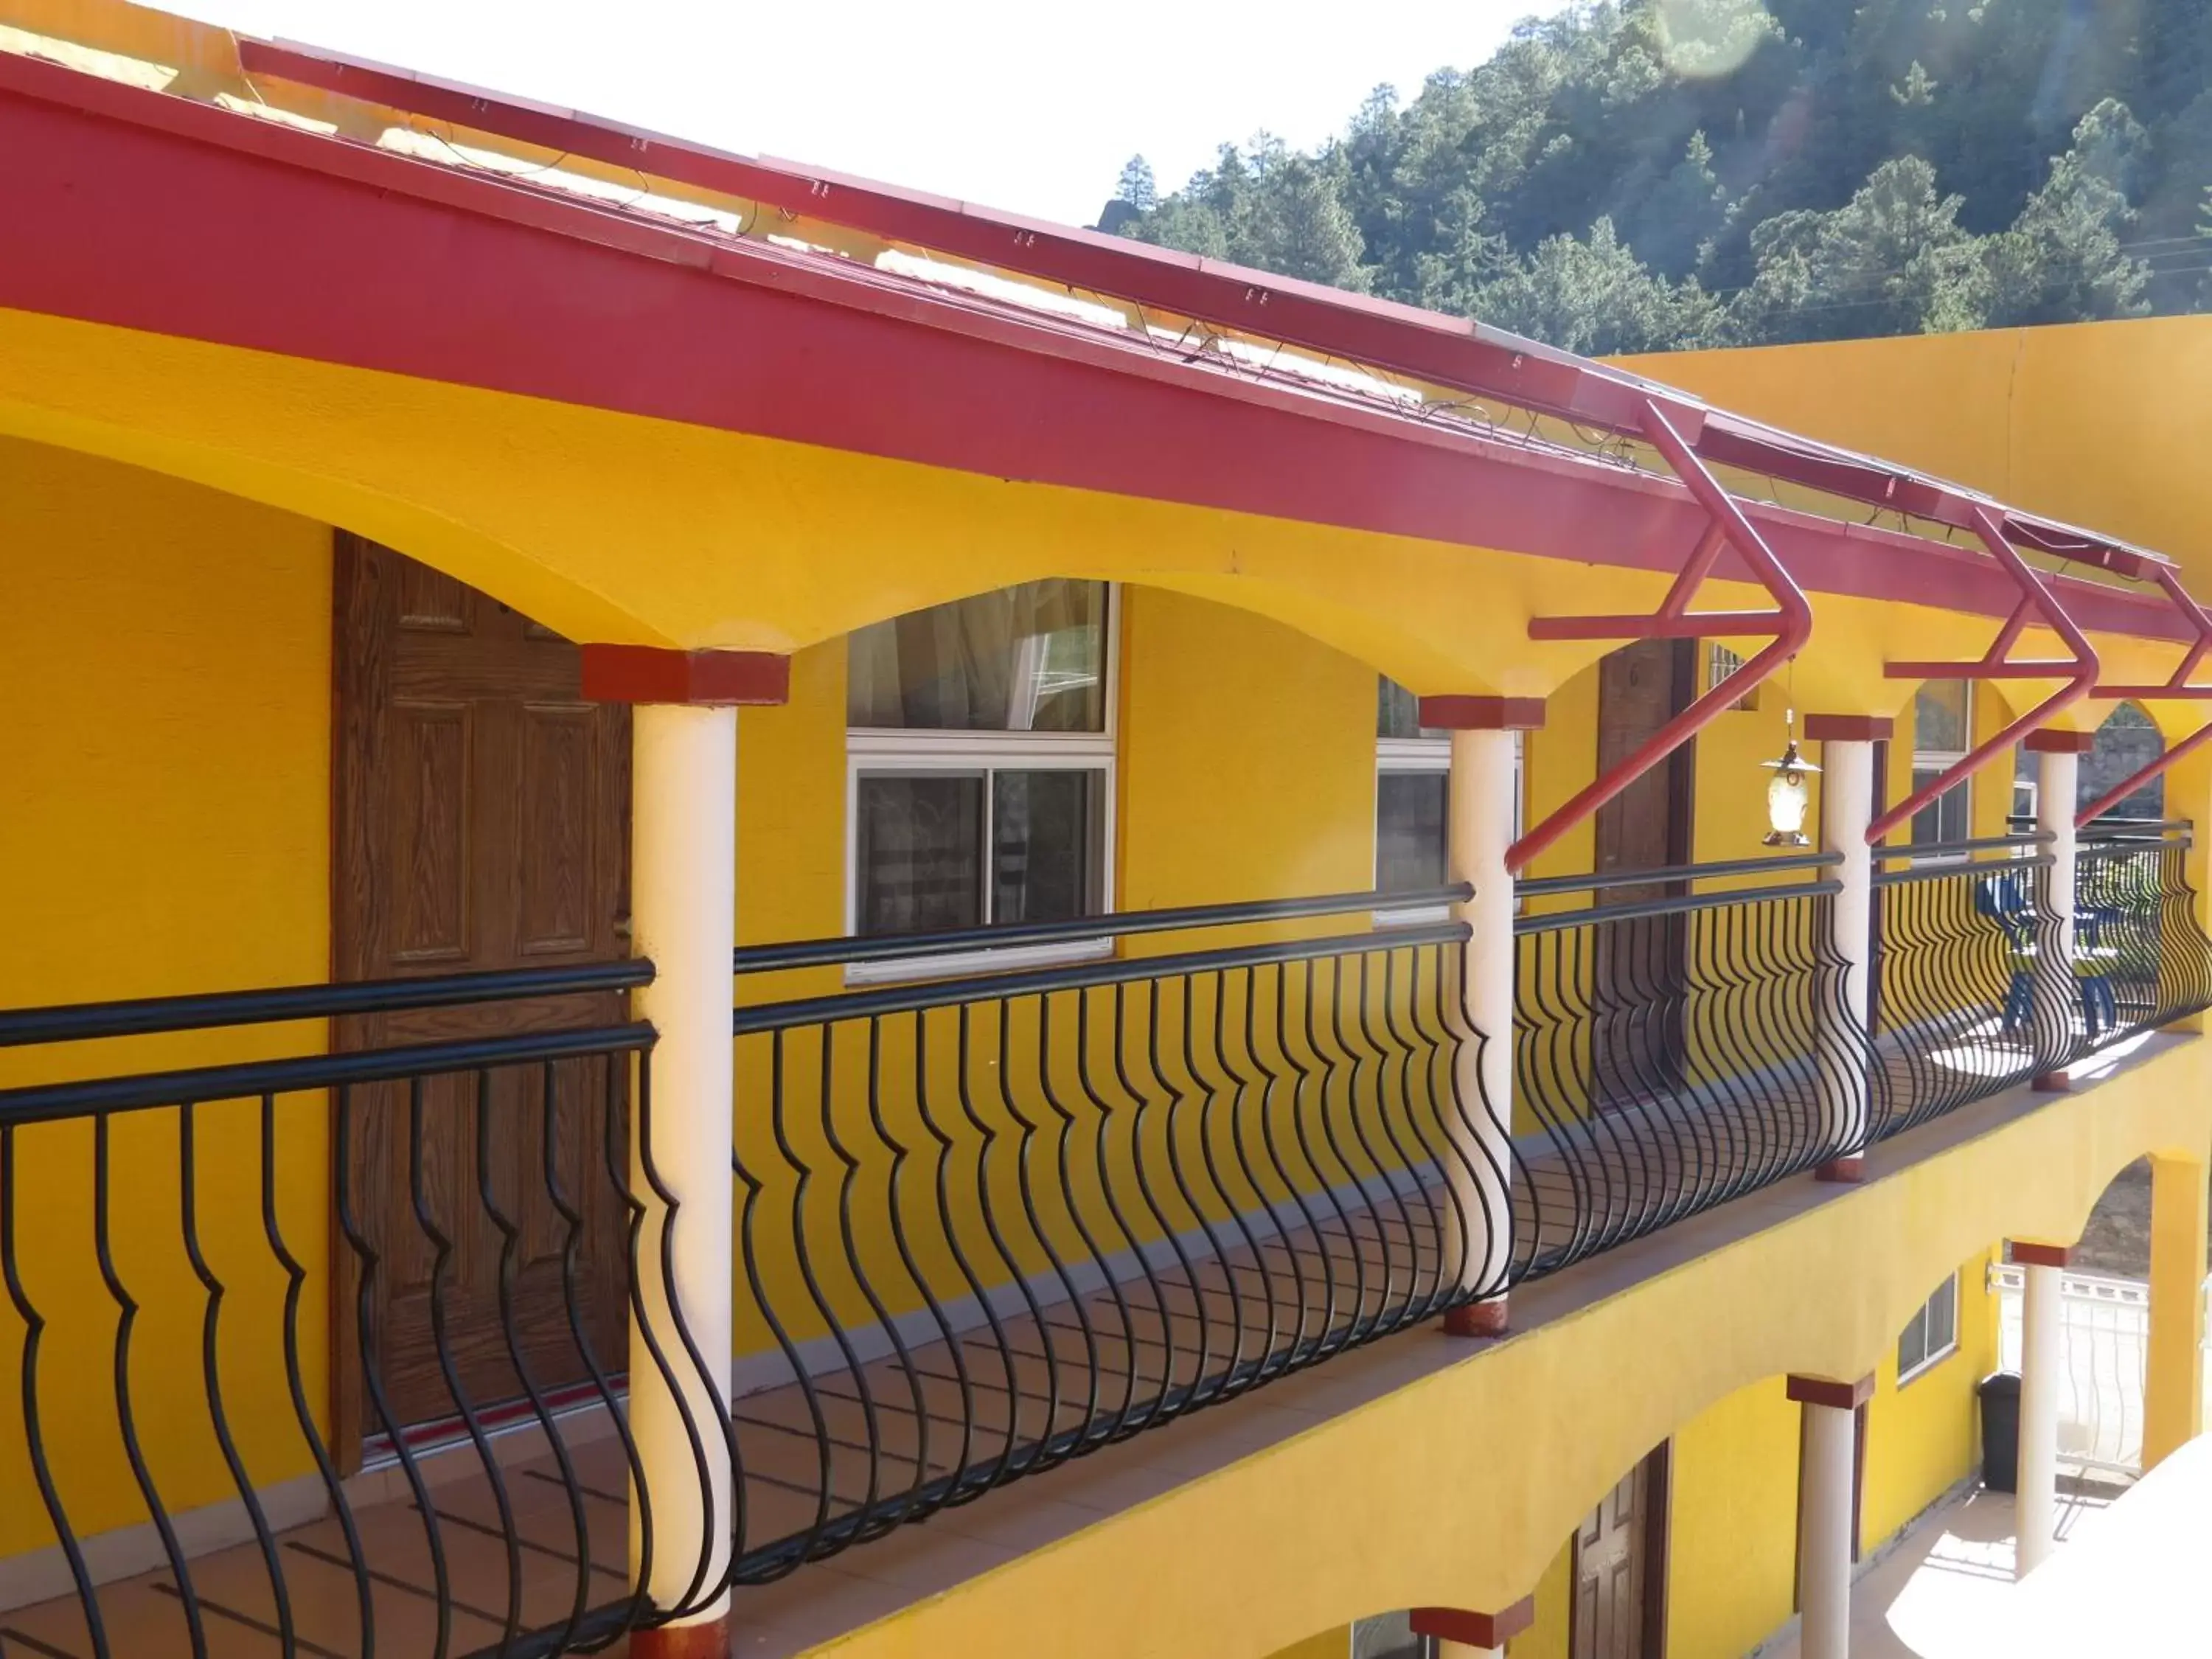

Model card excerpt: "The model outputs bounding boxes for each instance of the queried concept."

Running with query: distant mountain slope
[1107,0,2212,352]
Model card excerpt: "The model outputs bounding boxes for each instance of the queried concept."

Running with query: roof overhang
[0,18,2197,654]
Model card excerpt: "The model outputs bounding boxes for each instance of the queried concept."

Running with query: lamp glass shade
[1761,738,1819,848]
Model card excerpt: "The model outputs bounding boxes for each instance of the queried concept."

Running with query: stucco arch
[0,304,1660,698]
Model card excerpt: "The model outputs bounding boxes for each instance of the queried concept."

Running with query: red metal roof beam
[234,35,2192,598]
[2080,564,2212,827]
[1868,505,2101,844]
[1509,400,1813,875]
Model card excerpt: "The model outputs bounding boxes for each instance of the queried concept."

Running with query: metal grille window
[1897,1271,1961,1383]
[1707,641,1760,711]
[1349,1613,1435,1659]
[1910,680,1974,848]
[848,581,1115,975]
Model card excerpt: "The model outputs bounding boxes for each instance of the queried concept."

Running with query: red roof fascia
[237,36,2173,579]
[0,45,2190,653]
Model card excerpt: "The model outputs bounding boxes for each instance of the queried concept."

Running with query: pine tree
[1985,100,2152,327]
[1115,156,1158,214]
[1111,0,2209,351]
[1472,218,1722,355]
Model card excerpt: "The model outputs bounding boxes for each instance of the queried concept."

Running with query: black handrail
[1514,852,1840,898]
[732,883,1470,973]
[734,920,1471,1032]
[0,961,654,1048]
[0,1023,655,1124]
[1514,877,1845,933]
[1870,833,2052,862]
[1872,852,2057,888]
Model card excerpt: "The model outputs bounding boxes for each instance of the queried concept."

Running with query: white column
[2017,1256,2064,1577]
[628,702,737,1627]
[1798,1399,1857,1659]
[2031,744,2079,1079]
[1815,734,1875,1176]
[1445,723,1517,1334]
[1434,1641,1500,1659]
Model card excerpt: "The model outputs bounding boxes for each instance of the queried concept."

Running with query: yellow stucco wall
[1667,1377,1802,1659]
[1861,1248,2000,1551]
[1118,589,1374,915]
[0,436,333,1557]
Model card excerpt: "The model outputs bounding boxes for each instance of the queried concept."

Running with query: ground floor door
[1590,640,1697,1104]
[1573,1440,1672,1659]
[332,532,634,1453]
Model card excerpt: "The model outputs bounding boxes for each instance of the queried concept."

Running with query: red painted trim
[237,40,1697,438]
[1411,1598,1536,1646]
[1417,695,1546,731]
[1508,398,1813,874]
[580,646,790,706]
[234,36,2185,585]
[1804,714,1895,742]
[2024,728,2097,755]
[627,1617,730,1658]
[0,59,2197,647]
[2011,1242,2074,1269]
[1786,1373,1876,1411]
[1869,506,2101,844]
[1443,1298,1510,1338]
[2098,566,2212,700]
[1814,1155,1867,1183]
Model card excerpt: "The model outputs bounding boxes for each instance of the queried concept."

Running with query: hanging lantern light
[1762,709,1820,847]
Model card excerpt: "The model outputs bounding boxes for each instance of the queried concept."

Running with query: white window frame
[1373,730,1523,927]
[1910,679,1975,862]
[844,585,1120,985]
[1896,1270,1961,1386]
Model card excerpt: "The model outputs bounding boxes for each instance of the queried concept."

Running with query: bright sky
[162,0,1575,227]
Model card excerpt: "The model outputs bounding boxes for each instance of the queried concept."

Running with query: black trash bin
[1979,1371,2022,1492]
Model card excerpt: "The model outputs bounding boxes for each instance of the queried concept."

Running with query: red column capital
[581,645,790,706]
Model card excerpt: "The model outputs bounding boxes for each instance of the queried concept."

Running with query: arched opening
[2079,701,2166,824]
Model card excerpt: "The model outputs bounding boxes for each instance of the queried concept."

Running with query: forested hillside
[1105,0,2212,352]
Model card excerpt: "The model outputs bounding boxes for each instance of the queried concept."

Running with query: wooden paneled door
[333,532,633,1452]
[1573,1441,1672,1659]
[1590,640,1697,1105]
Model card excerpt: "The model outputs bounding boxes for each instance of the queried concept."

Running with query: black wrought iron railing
[721,886,1490,1581]
[1867,824,2212,1141]
[1508,854,1857,1276]
[1866,834,2070,1138]
[4,848,2208,1657]
[2073,824,2212,1040]
[0,965,696,1659]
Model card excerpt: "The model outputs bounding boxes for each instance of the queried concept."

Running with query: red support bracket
[1509,398,1814,874]
[1869,504,2101,844]
[2079,565,2212,827]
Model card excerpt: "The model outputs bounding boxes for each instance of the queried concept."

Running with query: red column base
[1815,1155,1865,1183]
[2031,1071,2074,1093]
[630,1617,731,1658]
[1444,1298,1509,1338]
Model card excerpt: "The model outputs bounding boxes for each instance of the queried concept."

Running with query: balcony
[2,827,2204,1657]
